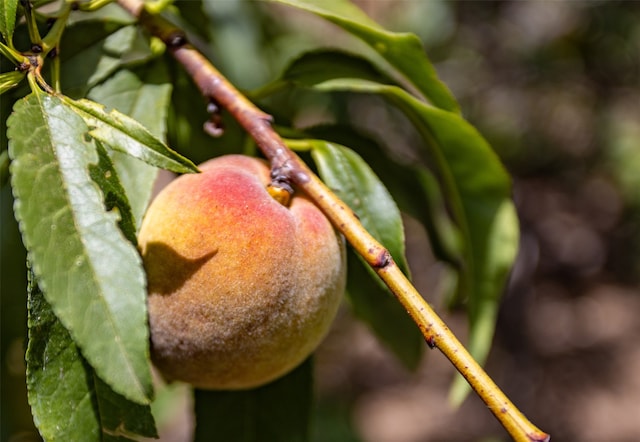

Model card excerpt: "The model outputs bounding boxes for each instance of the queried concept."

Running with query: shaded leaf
[194,358,313,442]
[89,141,137,245]
[26,269,158,442]
[287,77,519,393]
[59,21,127,97]
[68,3,136,26]
[281,49,397,88]
[59,23,153,97]
[0,70,25,95]
[88,65,173,226]
[267,0,459,112]
[94,375,158,441]
[8,92,153,404]
[26,268,101,442]
[63,96,198,174]
[345,248,424,369]
[0,149,8,187]
[0,0,18,45]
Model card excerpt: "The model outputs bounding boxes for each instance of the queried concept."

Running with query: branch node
[426,336,436,349]
[167,32,188,49]
[370,249,391,269]
[203,98,224,137]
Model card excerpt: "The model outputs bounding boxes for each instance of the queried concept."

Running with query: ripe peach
[138,155,346,390]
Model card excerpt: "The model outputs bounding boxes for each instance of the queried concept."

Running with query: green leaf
[59,23,153,98]
[89,141,137,245]
[0,70,25,95]
[94,375,158,441]
[0,0,18,45]
[59,21,127,97]
[0,149,9,187]
[295,79,520,396]
[26,269,101,442]
[310,140,410,276]
[279,49,397,89]
[26,269,158,442]
[63,96,198,174]
[308,139,422,369]
[266,0,459,112]
[88,65,173,227]
[305,124,463,265]
[194,358,313,442]
[8,92,154,404]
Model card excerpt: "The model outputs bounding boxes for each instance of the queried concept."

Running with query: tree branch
[116,1,550,441]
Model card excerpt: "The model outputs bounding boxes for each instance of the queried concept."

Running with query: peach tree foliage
[0,0,518,441]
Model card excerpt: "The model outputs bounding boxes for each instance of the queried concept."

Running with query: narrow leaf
[310,79,520,396]
[58,22,152,98]
[267,0,459,112]
[8,92,154,404]
[282,49,397,88]
[309,140,422,368]
[88,66,173,226]
[27,269,158,442]
[94,375,158,441]
[305,124,463,265]
[194,358,313,442]
[63,96,198,174]
[0,70,25,95]
[26,269,101,442]
[0,0,18,45]
[310,140,410,276]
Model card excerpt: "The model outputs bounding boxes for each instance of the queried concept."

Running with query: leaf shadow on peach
[141,242,217,295]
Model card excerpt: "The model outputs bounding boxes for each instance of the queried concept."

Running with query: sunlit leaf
[0,0,18,45]
[309,139,422,369]
[0,70,25,95]
[63,96,197,174]
[266,0,459,112]
[8,92,154,404]
[194,358,313,442]
[26,269,158,442]
[305,124,463,265]
[88,65,173,226]
[310,78,519,400]
[310,140,410,276]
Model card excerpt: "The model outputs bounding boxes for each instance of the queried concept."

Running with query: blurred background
[2,1,640,441]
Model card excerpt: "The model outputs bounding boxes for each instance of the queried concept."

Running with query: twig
[116,1,550,441]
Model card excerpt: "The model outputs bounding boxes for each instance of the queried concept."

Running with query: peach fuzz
[137,154,346,390]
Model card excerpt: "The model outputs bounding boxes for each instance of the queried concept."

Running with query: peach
[137,155,346,390]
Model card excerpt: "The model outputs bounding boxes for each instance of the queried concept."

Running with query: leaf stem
[77,0,116,12]
[22,0,42,45]
[41,3,71,57]
[115,0,550,440]
[0,41,28,66]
